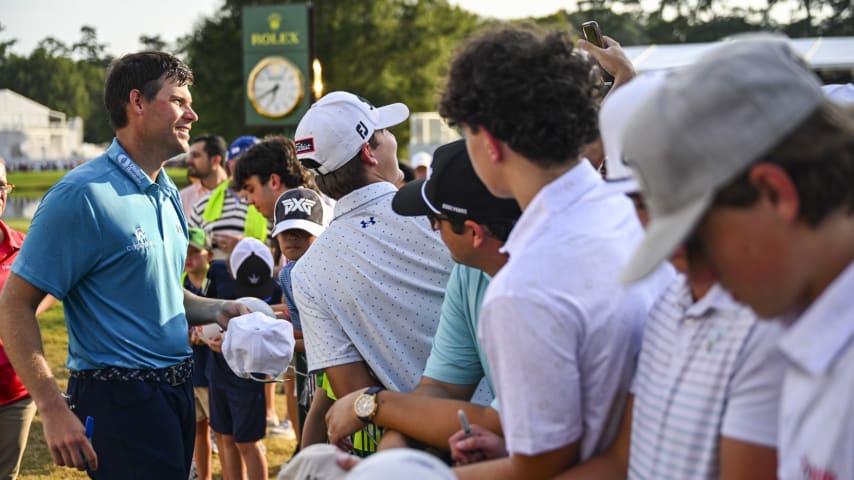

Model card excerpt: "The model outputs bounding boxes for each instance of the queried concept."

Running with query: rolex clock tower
[242,5,311,127]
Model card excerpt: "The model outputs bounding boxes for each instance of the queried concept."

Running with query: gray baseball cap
[620,34,826,283]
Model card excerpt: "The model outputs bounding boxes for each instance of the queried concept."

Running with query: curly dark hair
[438,25,600,168]
[104,51,194,130]
[232,136,316,191]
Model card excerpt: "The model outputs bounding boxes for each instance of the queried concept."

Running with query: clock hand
[257,83,280,100]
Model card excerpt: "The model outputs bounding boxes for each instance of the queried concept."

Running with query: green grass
[9,167,191,194]
[7,170,68,193]
[4,218,31,233]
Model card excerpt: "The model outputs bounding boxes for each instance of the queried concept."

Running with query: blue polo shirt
[423,264,494,400]
[13,139,191,371]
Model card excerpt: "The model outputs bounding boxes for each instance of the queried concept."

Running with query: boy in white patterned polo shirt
[620,36,854,480]
[290,91,453,454]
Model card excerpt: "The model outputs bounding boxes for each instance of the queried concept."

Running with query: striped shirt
[188,186,251,260]
[629,277,785,480]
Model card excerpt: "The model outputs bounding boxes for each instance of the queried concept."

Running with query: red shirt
[0,220,29,405]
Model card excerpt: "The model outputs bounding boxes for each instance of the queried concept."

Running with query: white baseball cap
[410,151,432,170]
[222,311,295,382]
[277,444,349,480]
[599,70,669,195]
[294,91,409,175]
[346,449,455,480]
[237,296,276,319]
[620,35,825,284]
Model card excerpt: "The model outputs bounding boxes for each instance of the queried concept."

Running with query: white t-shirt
[479,160,675,458]
[292,182,454,393]
[629,278,785,479]
[777,260,854,480]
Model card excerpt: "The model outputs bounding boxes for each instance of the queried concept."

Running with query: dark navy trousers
[67,375,195,479]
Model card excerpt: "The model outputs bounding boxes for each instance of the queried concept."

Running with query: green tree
[0,26,114,143]
[140,34,168,51]
[73,26,109,65]
[35,37,70,57]
[180,0,482,144]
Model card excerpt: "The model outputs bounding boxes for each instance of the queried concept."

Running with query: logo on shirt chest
[360,217,376,228]
[126,226,155,252]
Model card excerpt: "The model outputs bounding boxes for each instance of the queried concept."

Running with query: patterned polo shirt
[292,181,453,393]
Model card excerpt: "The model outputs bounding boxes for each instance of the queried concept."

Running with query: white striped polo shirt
[629,277,785,480]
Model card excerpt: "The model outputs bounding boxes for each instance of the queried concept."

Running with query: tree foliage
[179,0,482,143]
[0,0,851,148]
[0,26,113,143]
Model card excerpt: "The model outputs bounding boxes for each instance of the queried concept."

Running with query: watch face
[247,56,305,119]
[354,393,376,418]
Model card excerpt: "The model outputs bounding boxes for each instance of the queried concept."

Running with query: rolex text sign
[243,4,311,127]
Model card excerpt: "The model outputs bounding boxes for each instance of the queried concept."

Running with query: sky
[1,0,580,58]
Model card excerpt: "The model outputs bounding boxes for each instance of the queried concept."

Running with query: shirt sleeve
[423,265,484,386]
[292,264,363,374]
[480,294,585,456]
[721,319,786,447]
[279,263,301,330]
[12,183,101,300]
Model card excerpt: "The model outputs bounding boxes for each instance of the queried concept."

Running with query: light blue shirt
[14,139,191,370]
[279,261,300,330]
[423,264,494,399]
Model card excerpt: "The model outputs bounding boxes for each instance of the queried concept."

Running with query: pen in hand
[457,409,472,438]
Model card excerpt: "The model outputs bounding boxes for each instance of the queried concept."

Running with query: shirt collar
[0,220,23,250]
[501,159,601,256]
[106,138,177,194]
[332,182,397,220]
[778,259,854,375]
[685,283,741,318]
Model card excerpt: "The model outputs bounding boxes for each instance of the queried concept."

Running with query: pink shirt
[179,182,213,219]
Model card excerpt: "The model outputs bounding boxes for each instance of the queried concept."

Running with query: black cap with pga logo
[272,188,326,238]
[392,139,521,223]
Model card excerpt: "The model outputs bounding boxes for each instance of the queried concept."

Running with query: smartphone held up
[581,20,615,85]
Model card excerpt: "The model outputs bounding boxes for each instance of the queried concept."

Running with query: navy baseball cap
[392,139,521,223]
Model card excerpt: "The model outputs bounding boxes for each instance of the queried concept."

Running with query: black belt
[70,358,193,387]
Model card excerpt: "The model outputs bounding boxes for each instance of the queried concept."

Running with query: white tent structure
[623,35,854,75]
[408,35,854,158]
[0,89,103,170]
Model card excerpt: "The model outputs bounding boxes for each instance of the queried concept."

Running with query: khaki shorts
[193,386,210,422]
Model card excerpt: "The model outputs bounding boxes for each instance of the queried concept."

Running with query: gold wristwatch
[354,386,384,423]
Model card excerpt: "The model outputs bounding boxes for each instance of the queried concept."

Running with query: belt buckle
[168,365,180,386]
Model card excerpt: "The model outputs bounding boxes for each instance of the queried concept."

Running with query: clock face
[247,56,305,119]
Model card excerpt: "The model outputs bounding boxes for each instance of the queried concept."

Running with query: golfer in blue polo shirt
[0,52,249,478]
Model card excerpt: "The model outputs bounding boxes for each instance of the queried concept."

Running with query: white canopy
[623,36,854,72]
